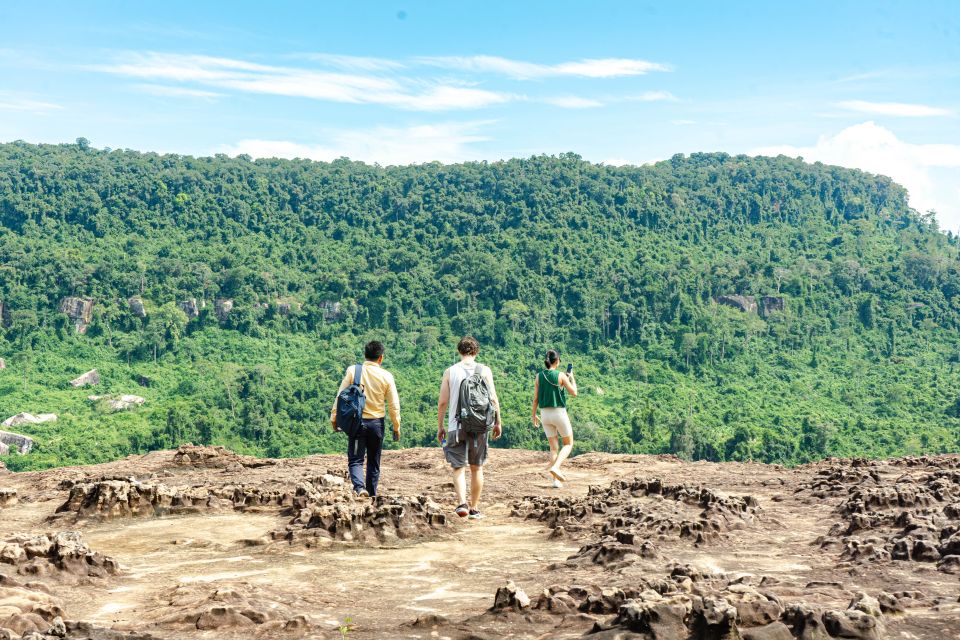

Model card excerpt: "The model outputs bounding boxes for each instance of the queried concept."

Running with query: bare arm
[437,369,450,441]
[482,367,502,424]
[531,374,540,426]
[482,367,503,439]
[560,372,578,397]
[330,366,353,427]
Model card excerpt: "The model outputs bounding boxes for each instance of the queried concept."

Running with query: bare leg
[546,436,559,470]
[469,464,484,509]
[549,435,574,482]
[453,466,467,505]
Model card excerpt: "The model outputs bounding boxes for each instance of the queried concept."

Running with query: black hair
[365,340,385,361]
[544,349,559,368]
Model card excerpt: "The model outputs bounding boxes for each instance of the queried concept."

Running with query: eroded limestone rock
[0,531,119,579]
[58,297,94,334]
[87,395,145,412]
[69,370,100,388]
[0,429,37,454]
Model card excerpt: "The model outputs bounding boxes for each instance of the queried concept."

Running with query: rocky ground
[0,446,958,639]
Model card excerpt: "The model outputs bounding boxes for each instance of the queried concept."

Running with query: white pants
[541,407,573,439]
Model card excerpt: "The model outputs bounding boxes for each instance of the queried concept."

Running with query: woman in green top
[532,349,578,488]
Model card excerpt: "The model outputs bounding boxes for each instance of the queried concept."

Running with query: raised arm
[437,369,450,441]
[560,371,578,397]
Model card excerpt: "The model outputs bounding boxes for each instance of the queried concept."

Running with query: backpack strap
[454,366,463,427]
[353,363,363,387]
[543,369,562,388]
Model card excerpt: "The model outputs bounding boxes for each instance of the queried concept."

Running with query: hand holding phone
[566,363,574,374]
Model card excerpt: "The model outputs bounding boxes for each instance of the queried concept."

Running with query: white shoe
[552,479,562,489]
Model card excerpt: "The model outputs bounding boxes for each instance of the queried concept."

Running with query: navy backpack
[335,363,366,437]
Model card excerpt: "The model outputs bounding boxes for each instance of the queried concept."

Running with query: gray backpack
[457,363,496,434]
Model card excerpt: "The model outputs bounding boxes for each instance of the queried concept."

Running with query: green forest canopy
[1,140,959,470]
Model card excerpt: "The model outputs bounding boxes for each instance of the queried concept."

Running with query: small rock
[195,606,255,629]
[823,609,882,640]
[782,604,828,640]
[849,592,882,618]
[493,580,530,611]
[48,616,67,638]
[319,474,344,488]
[937,555,960,574]
[877,592,903,614]
[409,613,448,628]
[0,488,18,508]
[742,622,794,640]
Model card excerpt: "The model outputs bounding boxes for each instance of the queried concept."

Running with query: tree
[669,417,695,460]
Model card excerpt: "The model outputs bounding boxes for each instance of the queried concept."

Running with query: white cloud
[752,121,960,230]
[90,51,672,112]
[222,121,493,166]
[416,55,670,79]
[553,58,671,78]
[132,84,221,98]
[543,96,604,109]
[624,91,677,102]
[836,100,952,117]
[94,52,511,111]
[294,53,405,72]
[0,93,61,112]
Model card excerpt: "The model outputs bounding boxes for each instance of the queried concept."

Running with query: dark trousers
[347,418,384,496]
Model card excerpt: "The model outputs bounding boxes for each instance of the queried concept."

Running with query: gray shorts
[443,429,488,468]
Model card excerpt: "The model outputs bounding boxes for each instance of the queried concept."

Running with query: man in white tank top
[437,336,502,519]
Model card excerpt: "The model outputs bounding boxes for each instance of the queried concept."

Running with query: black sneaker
[468,508,484,520]
[455,504,469,518]
[356,488,370,498]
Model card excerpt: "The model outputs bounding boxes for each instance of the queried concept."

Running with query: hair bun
[544,349,559,367]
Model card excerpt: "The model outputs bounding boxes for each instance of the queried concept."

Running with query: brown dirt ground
[1,447,959,639]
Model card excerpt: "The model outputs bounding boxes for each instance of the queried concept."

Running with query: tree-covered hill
[1,140,959,470]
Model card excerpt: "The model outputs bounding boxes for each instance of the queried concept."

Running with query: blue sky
[2,1,959,227]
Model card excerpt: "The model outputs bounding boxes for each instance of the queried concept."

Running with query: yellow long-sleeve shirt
[330,361,401,427]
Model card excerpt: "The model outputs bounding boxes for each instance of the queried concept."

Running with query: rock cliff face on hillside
[0,447,958,639]
[127,296,147,318]
[58,297,94,334]
[178,299,202,319]
[717,294,758,313]
[214,299,233,323]
[761,295,786,317]
[69,369,100,388]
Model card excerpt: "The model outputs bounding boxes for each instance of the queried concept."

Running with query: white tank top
[447,360,483,431]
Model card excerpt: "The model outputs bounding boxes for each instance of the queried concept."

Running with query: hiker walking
[532,349,577,488]
[331,340,401,497]
[437,336,502,519]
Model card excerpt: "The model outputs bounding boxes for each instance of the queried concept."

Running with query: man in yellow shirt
[330,341,401,497]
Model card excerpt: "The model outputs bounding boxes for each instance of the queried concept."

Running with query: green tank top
[537,369,566,408]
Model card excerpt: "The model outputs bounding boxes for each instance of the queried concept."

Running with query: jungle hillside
[1,140,959,470]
